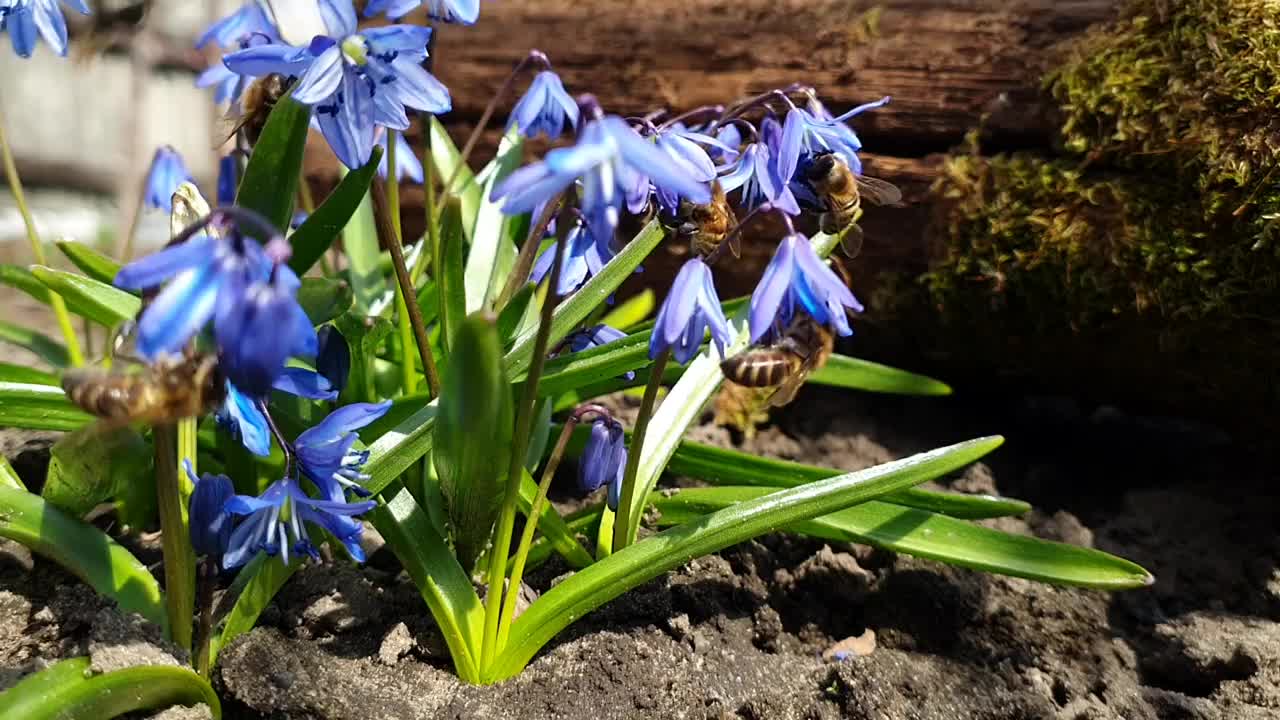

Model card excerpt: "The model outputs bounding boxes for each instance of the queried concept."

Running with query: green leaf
[599,289,655,330]
[370,488,484,682]
[0,264,52,304]
[342,186,384,313]
[0,322,70,368]
[56,240,122,285]
[0,656,220,720]
[362,403,438,497]
[809,355,951,396]
[517,471,593,569]
[30,266,140,327]
[0,485,166,628]
[429,117,481,240]
[0,457,25,490]
[437,197,467,353]
[296,277,354,326]
[465,128,524,312]
[0,362,57,385]
[0,381,91,431]
[211,553,300,665]
[496,282,536,347]
[288,148,383,275]
[522,509,599,572]
[651,487,1153,590]
[236,95,311,231]
[491,436,1004,680]
[537,330,652,398]
[505,220,665,378]
[333,311,394,404]
[433,313,514,572]
[43,426,155,529]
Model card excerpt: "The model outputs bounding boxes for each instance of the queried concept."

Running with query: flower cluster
[0,0,90,58]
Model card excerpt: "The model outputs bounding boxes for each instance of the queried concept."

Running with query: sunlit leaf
[0,656,220,720]
[289,148,382,275]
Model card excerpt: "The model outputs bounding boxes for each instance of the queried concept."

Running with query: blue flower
[217,155,239,205]
[216,367,339,458]
[364,0,478,24]
[143,146,193,211]
[295,401,391,498]
[579,416,626,511]
[718,116,799,215]
[748,233,864,343]
[779,96,889,180]
[214,260,318,397]
[529,221,604,296]
[186,462,235,559]
[649,257,730,364]
[196,62,247,106]
[643,124,730,213]
[0,0,89,58]
[314,325,351,394]
[562,324,634,381]
[377,130,423,183]
[493,112,711,256]
[223,1,451,169]
[196,0,279,50]
[510,70,578,141]
[222,475,376,569]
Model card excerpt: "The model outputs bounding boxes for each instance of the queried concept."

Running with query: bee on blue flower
[142,146,194,211]
[364,0,479,25]
[0,0,89,58]
[223,0,451,169]
[779,95,889,179]
[748,229,864,344]
[194,2,281,107]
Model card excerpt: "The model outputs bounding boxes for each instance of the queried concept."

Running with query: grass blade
[517,471,593,569]
[210,554,300,665]
[0,657,220,720]
[429,117,481,240]
[0,381,92,431]
[30,266,140,327]
[288,147,382,275]
[0,362,57,385]
[810,354,952,396]
[55,240,121,285]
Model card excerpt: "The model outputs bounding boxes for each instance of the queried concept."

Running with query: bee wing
[839,224,865,260]
[856,175,903,207]
[764,370,808,409]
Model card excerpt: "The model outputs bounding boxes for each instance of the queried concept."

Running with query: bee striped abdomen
[62,371,155,420]
[721,350,802,387]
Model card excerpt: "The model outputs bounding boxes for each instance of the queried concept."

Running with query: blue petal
[318,0,357,36]
[31,0,68,56]
[605,117,710,205]
[138,264,221,358]
[115,234,218,290]
[273,367,338,400]
[304,400,393,442]
[363,24,432,53]
[748,236,796,342]
[830,96,892,123]
[223,42,313,77]
[8,9,37,58]
[389,59,452,114]
[291,44,343,105]
[491,163,574,214]
[217,381,272,456]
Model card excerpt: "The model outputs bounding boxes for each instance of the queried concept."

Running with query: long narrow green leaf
[438,197,467,353]
[342,186,384,313]
[30,266,140,327]
[370,488,484,682]
[505,220,665,378]
[235,95,311,231]
[491,436,1003,680]
[465,128,523,312]
[0,362,57,385]
[0,264,52,303]
[211,553,300,664]
[0,485,166,628]
[0,657,220,720]
[429,117,481,240]
[289,147,382,274]
[0,381,92,431]
[651,487,1153,590]
[362,403,438,496]
[810,355,952,396]
[0,457,24,490]
[55,240,121,285]
[517,471,593,569]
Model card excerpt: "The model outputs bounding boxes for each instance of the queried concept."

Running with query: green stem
[613,351,670,551]
[595,507,616,559]
[496,417,579,651]
[154,423,195,653]
[420,117,439,290]
[194,559,214,677]
[0,109,84,366]
[480,209,571,673]
[387,133,418,395]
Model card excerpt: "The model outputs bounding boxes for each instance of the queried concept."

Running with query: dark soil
[2,384,1278,720]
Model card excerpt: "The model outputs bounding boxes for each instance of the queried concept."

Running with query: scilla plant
[0,0,1151,715]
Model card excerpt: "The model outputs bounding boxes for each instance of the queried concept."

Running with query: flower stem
[154,423,195,653]
[194,558,215,677]
[444,51,545,198]
[0,109,84,367]
[494,190,563,310]
[386,133,418,396]
[481,207,571,674]
[495,415,580,651]
[612,351,670,551]
[371,179,440,398]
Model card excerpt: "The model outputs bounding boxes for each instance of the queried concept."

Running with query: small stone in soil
[823,630,876,661]
[378,622,414,666]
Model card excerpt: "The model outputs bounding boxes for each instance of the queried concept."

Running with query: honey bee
[720,315,835,409]
[804,152,902,258]
[62,344,225,426]
[677,181,738,262]
[227,73,295,147]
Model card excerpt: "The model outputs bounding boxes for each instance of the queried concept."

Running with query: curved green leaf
[810,355,951,396]
[288,147,382,275]
[370,488,483,682]
[491,436,1003,680]
[434,313,513,572]
[0,322,70,369]
[0,657,220,720]
[30,266,140,327]
[430,117,481,240]
[518,471,593,569]
[466,127,523,312]
[0,485,166,628]
[236,95,311,231]
[651,486,1153,590]
[0,381,92,431]
[211,553,300,665]
[43,426,154,528]
[362,403,438,496]
[0,362,57,386]
[0,264,52,303]
[340,182,383,313]
[56,240,122,285]
[297,277,354,326]
[438,197,467,353]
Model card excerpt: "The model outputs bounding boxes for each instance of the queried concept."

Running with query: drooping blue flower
[649,257,730,364]
[295,401,391,499]
[748,233,864,343]
[376,130,423,183]
[718,116,799,215]
[643,124,731,213]
[223,1,450,169]
[314,325,351,394]
[186,462,236,559]
[364,0,478,25]
[196,0,279,50]
[562,324,634,381]
[222,475,376,569]
[142,146,193,211]
[493,112,711,256]
[510,70,578,141]
[529,221,604,297]
[779,96,889,180]
[214,258,318,397]
[579,416,626,511]
[216,381,272,456]
[0,0,89,58]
